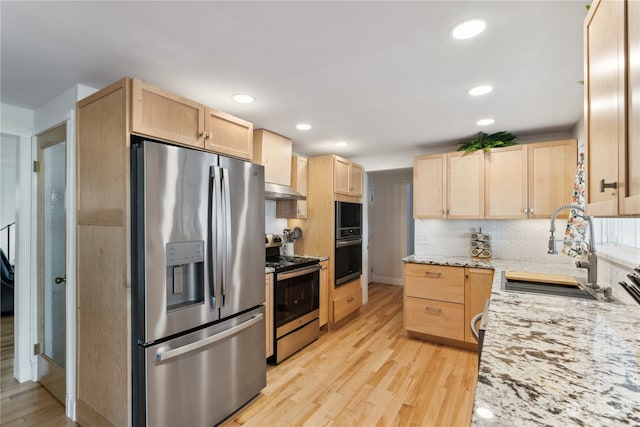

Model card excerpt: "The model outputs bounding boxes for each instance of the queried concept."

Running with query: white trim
[64,112,77,421]
[597,243,640,270]
[14,133,35,382]
[371,275,404,286]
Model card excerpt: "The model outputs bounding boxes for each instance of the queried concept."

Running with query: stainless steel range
[266,235,320,364]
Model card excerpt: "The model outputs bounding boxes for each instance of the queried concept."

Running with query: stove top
[266,256,319,272]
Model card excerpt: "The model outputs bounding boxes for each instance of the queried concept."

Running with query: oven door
[335,238,362,287]
[275,265,321,337]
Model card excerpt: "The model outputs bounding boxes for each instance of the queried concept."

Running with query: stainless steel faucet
[548,204,598,288]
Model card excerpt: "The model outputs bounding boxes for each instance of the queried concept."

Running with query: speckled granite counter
[402,255,640,426]
[265,266,274,274]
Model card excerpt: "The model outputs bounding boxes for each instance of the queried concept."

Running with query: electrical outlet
[417,235,429,244]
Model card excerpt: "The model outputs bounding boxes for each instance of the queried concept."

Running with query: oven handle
[336,238,362,248]
[277,264,321,281]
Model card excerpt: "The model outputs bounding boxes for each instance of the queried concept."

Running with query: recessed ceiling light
[468,85,493,96]
[296,123,312,131]
[476,118,495,126]
[232,94,254,104]
[335,142,347,147]
[451,19,486,40]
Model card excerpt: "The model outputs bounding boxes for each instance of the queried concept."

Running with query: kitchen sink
[501,272,598,300]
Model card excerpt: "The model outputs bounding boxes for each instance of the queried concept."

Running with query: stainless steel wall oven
[335,202,363,287]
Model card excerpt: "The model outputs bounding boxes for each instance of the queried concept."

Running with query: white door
[36,124,67,403]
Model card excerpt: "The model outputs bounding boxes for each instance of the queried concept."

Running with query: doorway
[36,124,67,403]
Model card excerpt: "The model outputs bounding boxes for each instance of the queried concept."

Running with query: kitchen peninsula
[403,255,640,426]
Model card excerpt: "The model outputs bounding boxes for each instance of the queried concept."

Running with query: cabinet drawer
[404,297,464,341]
[333,279,362,323]
[404,264,464,303]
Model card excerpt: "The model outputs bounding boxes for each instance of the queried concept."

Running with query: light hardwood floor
[0,283,478,426]
[0,315,76,426]
[223,283,478,427]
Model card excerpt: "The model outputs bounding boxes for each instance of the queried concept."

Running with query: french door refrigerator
[131,139,266,427]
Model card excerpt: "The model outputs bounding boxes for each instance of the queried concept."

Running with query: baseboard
[371,275,403,286]
[15,358,33,383]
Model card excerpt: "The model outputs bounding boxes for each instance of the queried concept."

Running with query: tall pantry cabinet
[75,78,254,426]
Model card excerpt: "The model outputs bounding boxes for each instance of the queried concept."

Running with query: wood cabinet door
[447,151,484,219]
[413,154,445,218]
[621,0,640,215]
[293,156,308,217]
[131,79,205,148]
[253,129,292,185]
[464,268,494,344]
[528,140,577,218]
[204,108,253,160]
[349,163,364,197]
[334,157,351,195]
[585,0,625,216]
[319,261,329,327]
[484,145,528,219]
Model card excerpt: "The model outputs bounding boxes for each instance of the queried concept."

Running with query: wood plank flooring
[0,283,478,426]
[0,315,76,426]
[223,283,478,427]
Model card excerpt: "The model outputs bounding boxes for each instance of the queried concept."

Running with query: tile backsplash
[415,219,575,266]
[265,200,288,235]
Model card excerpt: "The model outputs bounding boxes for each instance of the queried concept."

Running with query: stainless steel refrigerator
[131,139,266,427]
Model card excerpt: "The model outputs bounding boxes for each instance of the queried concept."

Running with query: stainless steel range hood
[265,182,306,201]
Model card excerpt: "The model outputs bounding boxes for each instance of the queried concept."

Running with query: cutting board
[505,271,580,286]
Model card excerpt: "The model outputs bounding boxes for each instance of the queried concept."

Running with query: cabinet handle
[424,306,442,314]
[199,131,206,138]
[600,179,618,193]
[347,297,354,303]
[424,272,442,278]
[445,209,450,215]
[530,208,534,214]
[523,208,528,214]
[208,132,214,140]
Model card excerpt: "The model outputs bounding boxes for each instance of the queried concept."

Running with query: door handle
[55,276,66,284]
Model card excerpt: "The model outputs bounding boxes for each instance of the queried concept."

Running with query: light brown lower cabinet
[403,263,494,349]
[265,272,274,358]
[333,277,362,324]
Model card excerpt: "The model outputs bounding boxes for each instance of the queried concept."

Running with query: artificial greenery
[457,131,518,153]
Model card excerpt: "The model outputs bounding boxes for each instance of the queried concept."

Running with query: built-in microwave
[336,201,362,239]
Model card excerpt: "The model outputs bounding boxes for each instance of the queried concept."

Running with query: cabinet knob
[199,131,206,138]
[523,208,529,214]
[599,179,617,193]
[347,297,354,303]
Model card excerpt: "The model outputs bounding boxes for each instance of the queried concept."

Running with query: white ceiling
[1,1,586,159]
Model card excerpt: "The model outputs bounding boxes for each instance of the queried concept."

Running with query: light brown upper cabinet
[204,108,253,160]
[334,157,363,197]
[277,155,308,219]
[253,129,293,186]
[484,145,528,219]
[585,0,640,216]
[131,79,253,159]
[132,79,205,148]
[484,140,577,219]
[415,140,576,219]
[527,139,577,218]
[414,151,484,219]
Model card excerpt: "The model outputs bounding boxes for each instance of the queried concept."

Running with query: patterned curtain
[562,153,588,258]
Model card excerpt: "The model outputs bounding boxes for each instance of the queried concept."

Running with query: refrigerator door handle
[155,313,264,362]
[209,166,223,310]
[221,167,232,306]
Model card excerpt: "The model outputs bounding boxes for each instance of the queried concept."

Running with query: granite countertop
[403,255,640,426]
[265,266,274,274]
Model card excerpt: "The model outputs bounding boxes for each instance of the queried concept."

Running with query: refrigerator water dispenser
[165,241,205,310]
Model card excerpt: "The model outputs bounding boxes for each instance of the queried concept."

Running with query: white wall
[1,133,19,262]
[368,169,413,285]
[0,103,35,385]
